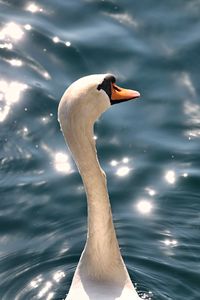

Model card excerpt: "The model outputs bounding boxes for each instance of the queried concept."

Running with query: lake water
[0,0,200,299]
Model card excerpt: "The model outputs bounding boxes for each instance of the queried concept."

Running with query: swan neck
[65,116,119,256]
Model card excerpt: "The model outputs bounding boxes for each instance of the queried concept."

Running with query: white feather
[58,74,141,300]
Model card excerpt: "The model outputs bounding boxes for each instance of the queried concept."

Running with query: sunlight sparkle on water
[145,187,156,196]
[41,116,50,124]
[110,157,132,176]
[163,239,178,247]
[184,101,200,138]
[137,200,152,214]
[30,275,43,289]
[9,59,23,67]
[0,42,13,49]
[38,281,52,298]
[24,24,32,30]
[53,270,65,282]
[46,293,54,300]
[179,72,196,97]
[105,12,139,28]
[110,160,118,166]
[140,292,153,300]
[116,166,130,177]
[122,157,129,163]
[165,170,176,184]
[0,80,27,122]
[59,241,69,255]
[23,127,28,134]
[0,22,24,41]
[66,41,71,47]
[53,36,60,43]
[54,152,71,174]
[43,71,51,79]
[26,3,43,13]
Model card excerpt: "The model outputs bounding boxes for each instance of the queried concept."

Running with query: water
[0,0,200,299]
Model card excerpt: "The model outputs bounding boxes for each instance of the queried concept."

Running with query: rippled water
[0,0,200,299]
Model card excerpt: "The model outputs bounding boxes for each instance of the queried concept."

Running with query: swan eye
[97,75,116,100]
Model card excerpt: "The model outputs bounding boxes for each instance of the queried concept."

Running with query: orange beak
[111,83,140,105]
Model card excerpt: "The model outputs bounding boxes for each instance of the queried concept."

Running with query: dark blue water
[0,1,200,299]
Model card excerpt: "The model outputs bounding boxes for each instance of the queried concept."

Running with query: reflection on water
[52,35,72,48]
[0,42,13,49]
[163,239,177,247]
[136,200,153,215]
[29,270,65,299]
[23,127,28,134]
[41,143,73,174]
[165,170,176,184]
[52,36,60,43]
[179,72,196,98]
[106,12,139,29]
[110,157,132,177]
[26,3,43,13]
[161,230,179,257]
[30,275,43,289]
[54,152,72,174]
[38,281,52,298]
[8,59,23,67]
[0,0,200,299]
[184,101,200,138]
[116,166,130,177]
[41,115,52,124]
[110,159,118,167]
[145,187,156,197]
[53,270,65,283]
[0,80,27,122]
[122,157,129,164]
[0,22,24,41]
[24,24,32,31]
[65,41,71,47]
[182,172,188,178]
[0,20,51,81]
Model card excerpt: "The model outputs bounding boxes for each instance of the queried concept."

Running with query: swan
[58,74,141,300]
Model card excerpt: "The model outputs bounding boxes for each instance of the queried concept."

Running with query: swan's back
[66,274,140,300]
[66,265,141,300]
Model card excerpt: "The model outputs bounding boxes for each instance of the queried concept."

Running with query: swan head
[58,74,140,129]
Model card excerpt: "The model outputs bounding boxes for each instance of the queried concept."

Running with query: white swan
[58,74,141,300]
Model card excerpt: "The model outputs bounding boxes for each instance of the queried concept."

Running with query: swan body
[58,74,141,300]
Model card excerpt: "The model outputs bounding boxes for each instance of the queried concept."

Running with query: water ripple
[0,0,200,299]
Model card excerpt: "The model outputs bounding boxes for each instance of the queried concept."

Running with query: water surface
[0,0,200,299]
